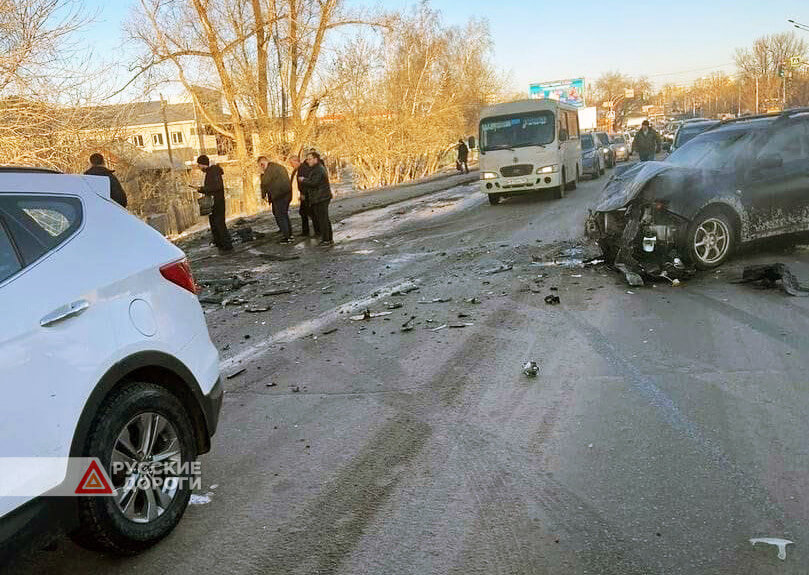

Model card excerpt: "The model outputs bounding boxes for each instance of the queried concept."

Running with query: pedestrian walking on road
[258,156,293,244]
[84,153,128,208]
[632,120,660,162]
[196,155,233,252]
[456,139,469,173]
[289,154,320,237]
[298,151,333,246]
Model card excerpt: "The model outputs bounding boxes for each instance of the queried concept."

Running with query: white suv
[0,168,222,557]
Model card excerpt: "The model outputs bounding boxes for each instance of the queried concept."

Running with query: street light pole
[755,76,759,114]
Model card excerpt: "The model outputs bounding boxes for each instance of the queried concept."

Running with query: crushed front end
[586,200,692,286]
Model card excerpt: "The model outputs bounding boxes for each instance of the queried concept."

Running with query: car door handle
[40,299,90,327]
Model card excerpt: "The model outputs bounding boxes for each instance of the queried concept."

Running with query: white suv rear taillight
[160,259,197,294]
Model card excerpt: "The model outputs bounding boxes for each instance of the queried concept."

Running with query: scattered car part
[522,361,540,377]
[544,294,561,305]
[738,263,809,296]
[750,537,793,560]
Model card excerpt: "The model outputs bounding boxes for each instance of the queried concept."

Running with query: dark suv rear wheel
[70,383,198,555]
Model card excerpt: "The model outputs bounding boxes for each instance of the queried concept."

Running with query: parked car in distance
[0,168,223,557]
[594,131,616,168]
[609,134,631,162]
[668,119,721,153]
[587,109,809,269]
[580,133,604,179]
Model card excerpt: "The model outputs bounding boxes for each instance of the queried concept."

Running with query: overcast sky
[83,0,809,98]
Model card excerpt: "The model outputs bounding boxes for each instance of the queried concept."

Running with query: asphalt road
[12,164,809,574]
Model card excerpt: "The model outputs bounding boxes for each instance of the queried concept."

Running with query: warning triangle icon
[75,460,113,495]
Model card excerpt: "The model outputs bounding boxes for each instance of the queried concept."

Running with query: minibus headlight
[480,171,498,180]
[536,165,559,174]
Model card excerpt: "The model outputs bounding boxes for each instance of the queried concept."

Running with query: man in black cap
[84,153,128,207]
[632,120,660,162]
[196,155,233,252]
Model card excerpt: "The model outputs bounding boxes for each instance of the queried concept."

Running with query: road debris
[483,263,513,275]
[386,302,404,309]
[189,493,214,505]
[738,264,809,296]
[750,537,793,560]
[391,282,420,295]
[226,368,246,380]
[449,323,474,328]
[322,328,339,335]
[263,288,293,296]
[290,385,301,393]
[401,316,416,332]
[465,297,481,304]
[522,361,540,377]
[198,294,225,305]
[265,382,277,387]
[245,306,271,313]
[350,309,394,321]
[431,324,448,332]
[544,294,560,305]
[418,297,452,304]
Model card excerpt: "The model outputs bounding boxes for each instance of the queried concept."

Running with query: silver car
[609,134,631,162]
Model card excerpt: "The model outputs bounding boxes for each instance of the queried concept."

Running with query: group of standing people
[81,149,334,254]
[196,149,333,253]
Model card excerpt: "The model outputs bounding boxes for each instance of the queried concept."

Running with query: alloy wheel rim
[110,412,182,524]
[694,218,730,264]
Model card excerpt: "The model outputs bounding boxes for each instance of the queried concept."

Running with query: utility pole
[755,76,759,114]
[160,93,175,169]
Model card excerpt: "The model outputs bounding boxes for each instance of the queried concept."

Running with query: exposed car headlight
[601,148,609,155]
[536,165,559,174]
[617,146,626,152]
[480,171,498,180]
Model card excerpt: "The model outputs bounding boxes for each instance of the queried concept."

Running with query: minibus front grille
[500,164,533,177]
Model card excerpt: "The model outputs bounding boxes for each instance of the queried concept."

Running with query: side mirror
[754,155,783,170]
[559,130,569,142]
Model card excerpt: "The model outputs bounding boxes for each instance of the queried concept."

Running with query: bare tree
[320,4,501,188]
[594,72,652,130]
[735,31,808,110]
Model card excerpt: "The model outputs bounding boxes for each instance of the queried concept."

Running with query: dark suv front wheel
[684,208,736,270]
[70,383,198,555]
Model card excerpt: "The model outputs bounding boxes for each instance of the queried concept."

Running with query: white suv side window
[0,221,22,282]
[0,195,82,266]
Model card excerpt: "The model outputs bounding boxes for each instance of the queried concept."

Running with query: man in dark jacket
[196,155,232,252]
[456,139,469,173]
[632,120,660,162]
[298,151,333,246]
[288,154,320,237]
[84,153,127,207]
[258,155,293,244]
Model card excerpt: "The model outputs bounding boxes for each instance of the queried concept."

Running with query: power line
[647,63,736,78]
[787,19,809,32]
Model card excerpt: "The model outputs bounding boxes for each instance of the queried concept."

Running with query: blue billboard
[529,78,586,108]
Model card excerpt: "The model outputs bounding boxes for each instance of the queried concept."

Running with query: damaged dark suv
[587,109,809,273]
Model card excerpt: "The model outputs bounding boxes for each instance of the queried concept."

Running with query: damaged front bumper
[586,203,691,285]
